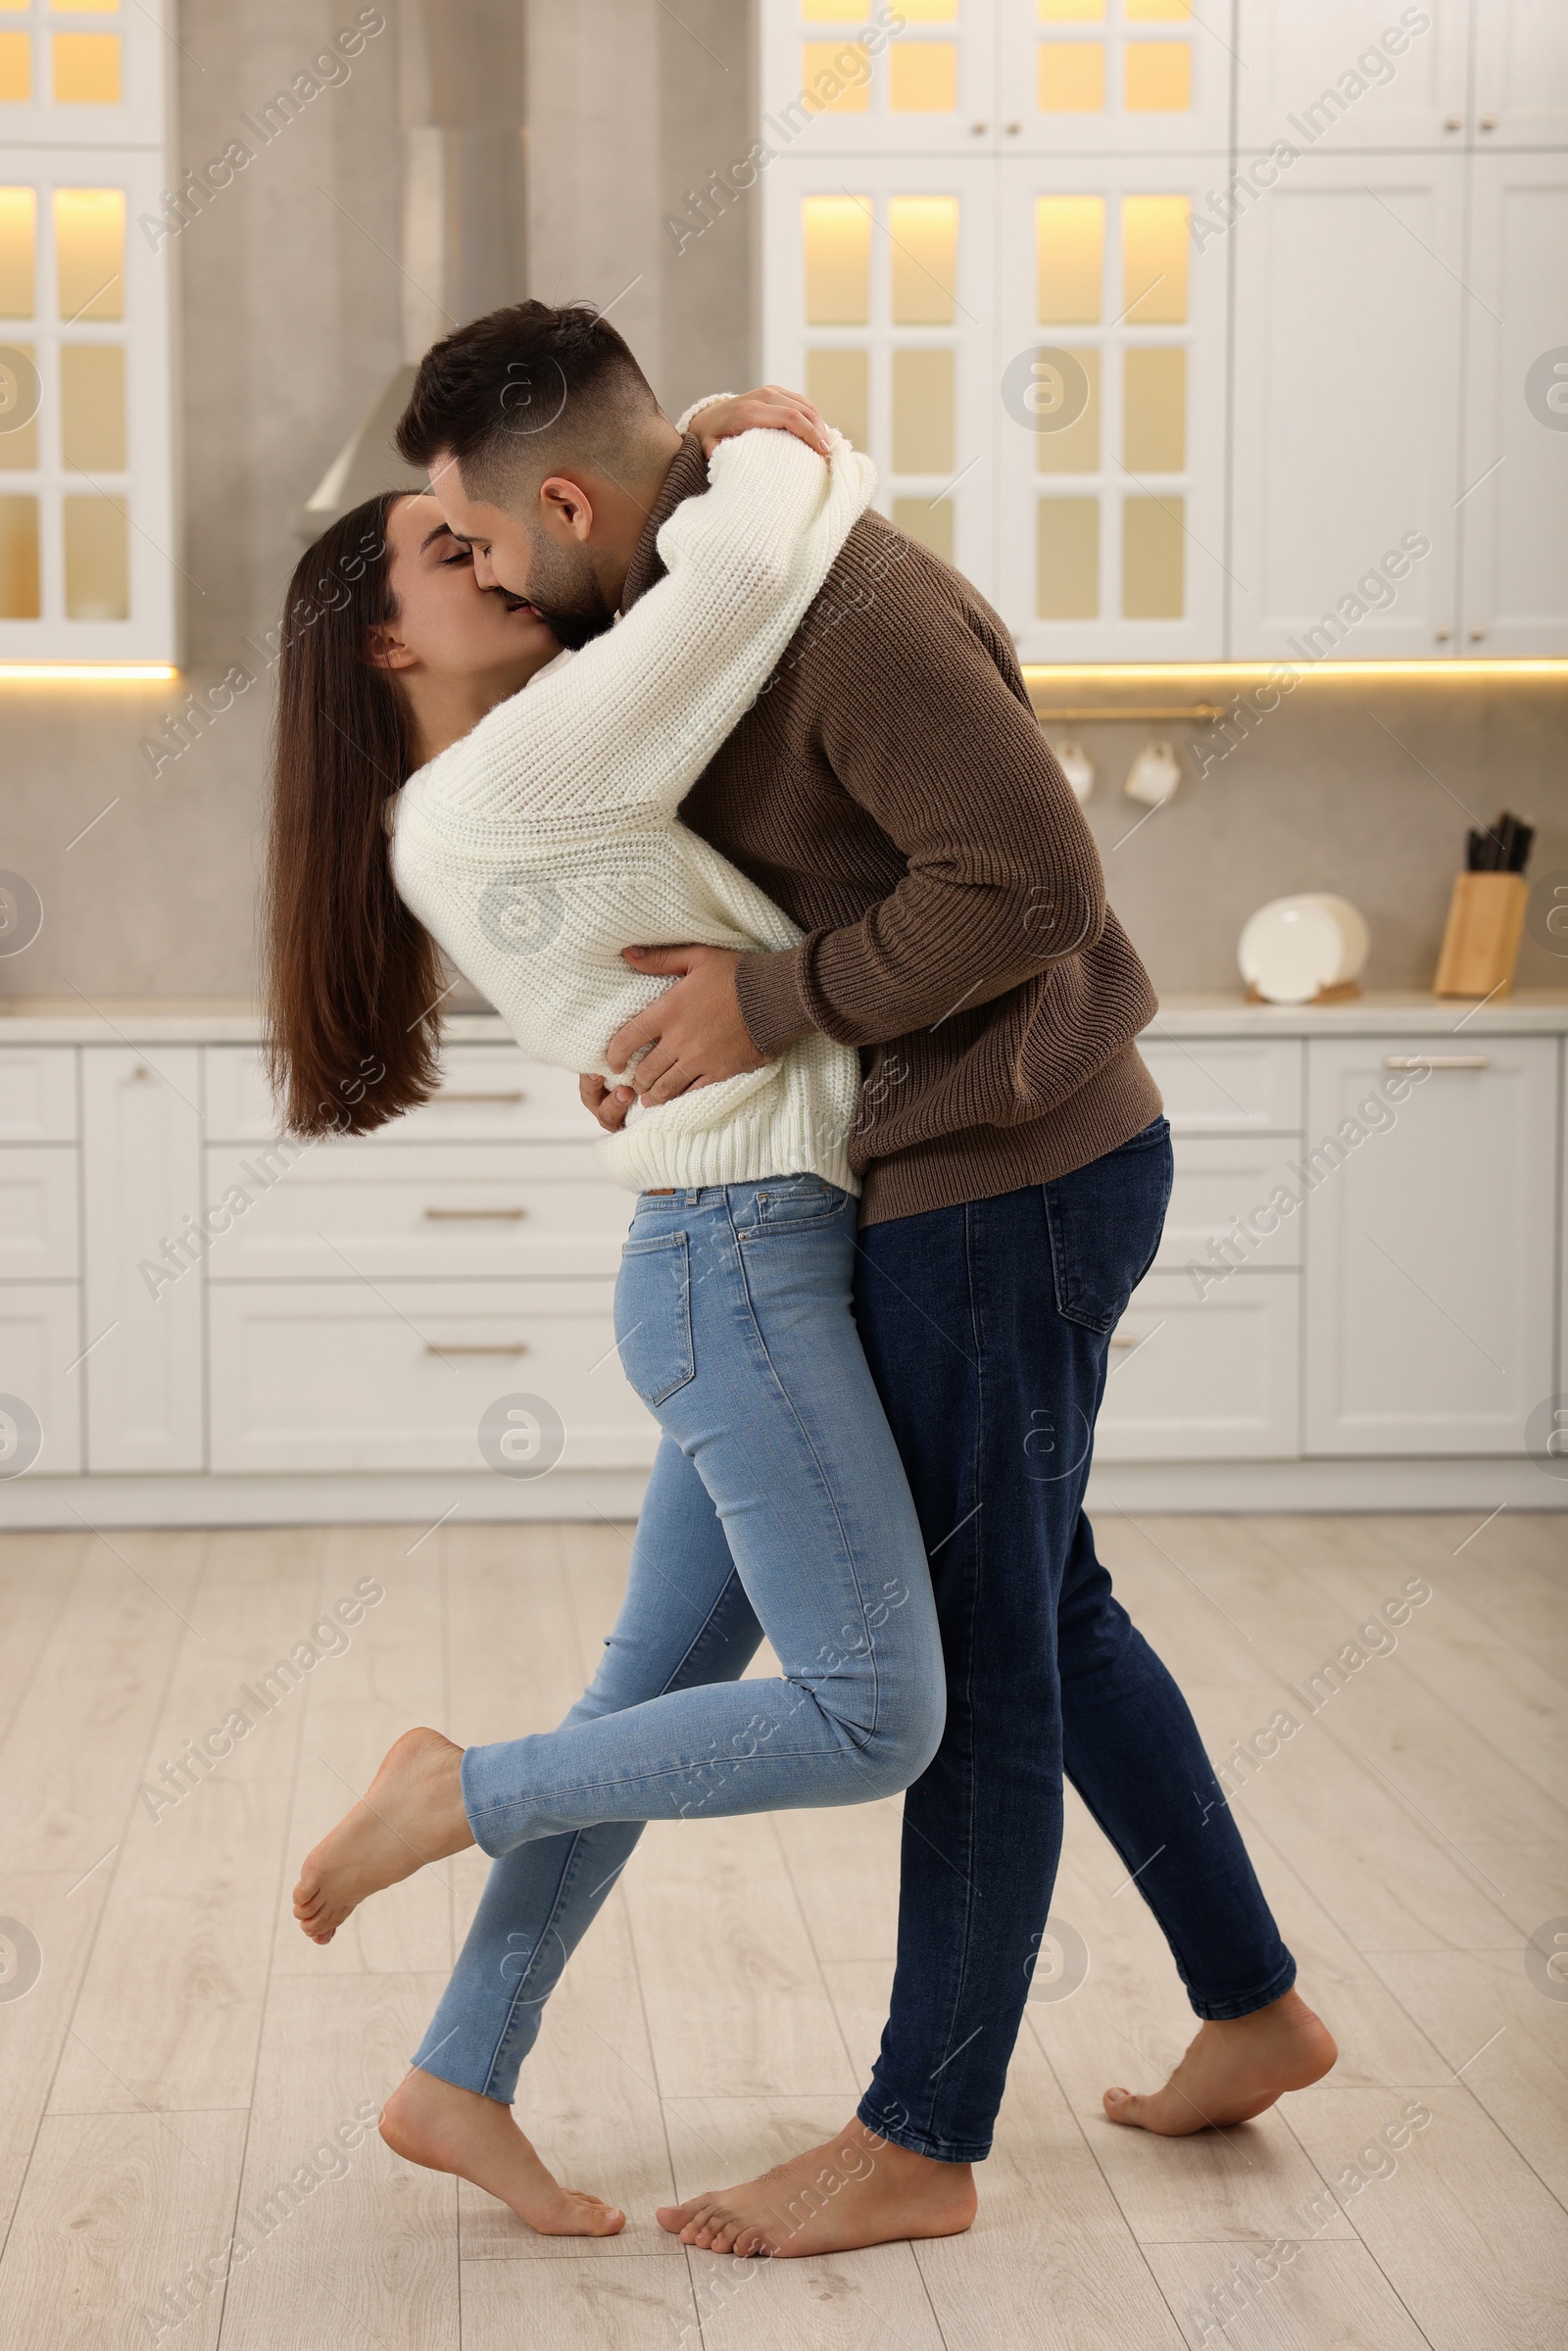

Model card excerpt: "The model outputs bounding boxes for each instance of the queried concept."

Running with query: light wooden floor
[0,1510,1564,2350]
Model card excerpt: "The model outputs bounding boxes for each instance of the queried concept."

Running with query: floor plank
[1283,2083,1568,2351]
[0,1867,112,2241]
[1140,2237,1433,2351]
[0,2108,246,2351]
[459,2253,699,2350]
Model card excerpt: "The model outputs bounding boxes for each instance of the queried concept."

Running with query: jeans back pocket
[1043,1118,1174,1335]
[615,1231,696,1405]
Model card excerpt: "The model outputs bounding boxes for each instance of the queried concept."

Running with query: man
[395,301,1335,2256]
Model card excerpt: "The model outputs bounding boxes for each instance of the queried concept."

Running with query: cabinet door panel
[1095,1271,1300,1461]
[0,1283,83,1476]
[1154,1136,1305,1273]
[1235,0,1471,153]
[998,1,1231,158]
[0,1147,79,1280]
[204,1043,589,1146]
[0,1049,76,1143]
[208,1281,655,1475]
[761,154,996,599]
[1472,0,1568,146]
[1459,155,1568,657]
[760,1,997,161]
[1302,1037,1559,1454]
[1138,1036,1302,1133]
[81,1048,204,1473]
[1230,156,1463,659]
[994,153,1227,661]
[202,1143,630,1282]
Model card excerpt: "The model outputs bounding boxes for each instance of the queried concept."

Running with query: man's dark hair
[395,300,662,494]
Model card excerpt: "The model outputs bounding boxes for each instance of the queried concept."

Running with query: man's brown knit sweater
[620,436,1162,1226]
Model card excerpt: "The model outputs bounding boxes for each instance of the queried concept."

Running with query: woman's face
[379,490,561,695]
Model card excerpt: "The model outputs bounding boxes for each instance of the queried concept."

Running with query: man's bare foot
[656,2116,975,2258]
[379,2069,624,2236]
[292,1727,473,1944]
[1103,1988,1338,2135]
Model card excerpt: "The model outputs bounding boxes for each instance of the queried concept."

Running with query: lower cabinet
[208,1279,657,1475]
[1301,1037,1560,1456]
[0,1282,83,1476]
[1096,1271,1300,1462]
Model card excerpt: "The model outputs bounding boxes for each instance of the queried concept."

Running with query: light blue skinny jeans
[413,1175,943,2102]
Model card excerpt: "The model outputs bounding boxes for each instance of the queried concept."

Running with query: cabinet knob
[1480,114,1497,129]
[970,121,989,134]
[1434,626,1452,642]
[1469,626,1488,642]
[1443,115,1462,130]
[1004,122,1021,134]
[131,1063,151,1080]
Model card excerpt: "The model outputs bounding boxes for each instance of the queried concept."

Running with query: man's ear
[367,621,415,672]
[538,474,596,542]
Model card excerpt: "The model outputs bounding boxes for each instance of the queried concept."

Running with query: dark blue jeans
[852,1119,1297,2163]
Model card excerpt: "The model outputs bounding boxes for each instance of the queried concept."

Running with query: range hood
[301,0,529,531]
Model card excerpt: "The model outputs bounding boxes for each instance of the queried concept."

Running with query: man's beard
[520,532,617,651]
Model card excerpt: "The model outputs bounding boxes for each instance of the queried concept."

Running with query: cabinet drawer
[1094,1271,1300,1462]
[0,1048,76,1142]
[1152,1136,1303,1274]
[0,1283,83,1475]
[209,1279,656,1475]
[203,1143,630,1281]
[0,1147,80,1279]
[204,1044,589,1145]
[1139,1036,1302,1134]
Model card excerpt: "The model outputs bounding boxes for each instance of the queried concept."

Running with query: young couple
[266,301,1335,2258]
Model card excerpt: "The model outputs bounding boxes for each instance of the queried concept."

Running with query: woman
[265,391,944,2237]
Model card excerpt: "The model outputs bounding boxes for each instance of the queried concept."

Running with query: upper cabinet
[996,0,1233,157]
[0,0,177,665]
[761,0,1568,661]
[1235,1,1472,153]
[1229,154,1465,661]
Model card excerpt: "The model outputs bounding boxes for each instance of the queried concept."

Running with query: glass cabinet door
[762,155,998,600]
[992,152,1227,660]
[760,0,1000,160]
[995,0,1233,158]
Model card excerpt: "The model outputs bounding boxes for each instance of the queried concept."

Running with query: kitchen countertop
[1,990,1567,1044]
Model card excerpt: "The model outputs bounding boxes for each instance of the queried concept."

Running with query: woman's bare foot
[1102,1988,1338,2135]
[656,2117,975,2257]
[292,1727,473,1944]
[379,2069,624,2236]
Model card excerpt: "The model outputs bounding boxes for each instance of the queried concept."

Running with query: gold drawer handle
[1109,1331,1140,1348]
[432,1090,525,1104]
[422,1206,527,1221]
[426,1342,528,1355]
[1383,1055,1490,1071]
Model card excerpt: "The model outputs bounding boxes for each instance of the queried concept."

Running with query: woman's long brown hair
[263,492,446,1138]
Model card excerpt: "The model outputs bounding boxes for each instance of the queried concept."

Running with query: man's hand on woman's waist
[592,944,771,1113]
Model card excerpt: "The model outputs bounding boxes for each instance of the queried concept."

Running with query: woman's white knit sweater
[388,426,876,1195]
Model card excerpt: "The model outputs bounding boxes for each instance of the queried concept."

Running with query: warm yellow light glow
[1023,661,1568,684]
[0,663,176,681]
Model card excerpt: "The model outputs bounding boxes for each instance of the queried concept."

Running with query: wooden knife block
[1434,871,1528,998]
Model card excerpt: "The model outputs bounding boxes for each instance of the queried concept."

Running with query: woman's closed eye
[440,546,475,569]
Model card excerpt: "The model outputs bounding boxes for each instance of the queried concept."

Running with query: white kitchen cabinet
[1235,0,1472,154]
[1097,1271,1300,1461]
[0,1283,83,1477]
[1138,1035,1302,1133]
[761,151,997,591]
[1458,152,1568,657]
[1151,1135,1304,1274]
[994,150,1229,662]
[760,0,997,160]
[1302,1037,1560,1455]
[204,1042,588,1146]
[81,1047,205,1473]
[1472,0,1568,147]
[0,1147,79,1281]
[995,0,1232,158]
[208,1279,655,1476]
[0,1047,76,1143]
[202,1141,629,1283]
[1230,154,1464,661]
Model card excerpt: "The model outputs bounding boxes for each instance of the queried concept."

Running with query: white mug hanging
[1055,739,1095,806]
[1124,738,1182,808]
